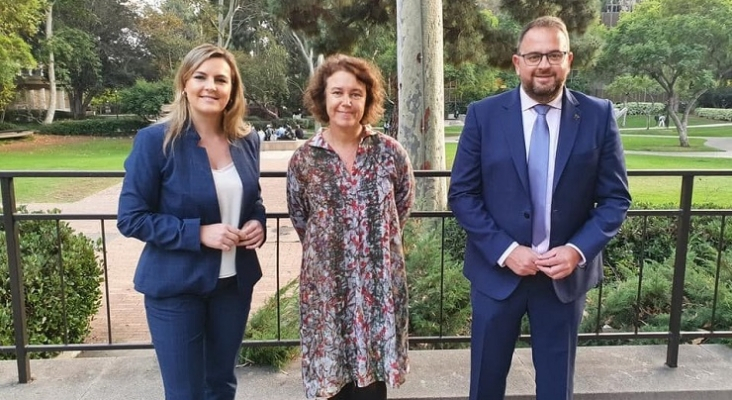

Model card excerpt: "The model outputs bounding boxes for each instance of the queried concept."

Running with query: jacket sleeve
[447,102,516,266]
[116,129,201,251]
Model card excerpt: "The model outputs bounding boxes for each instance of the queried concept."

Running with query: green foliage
[34,117,149,136]
[239,279,300,370]
[405,219,471,344]
[118,79,173,121]
[0,207,104,359]
[0,122,23,131]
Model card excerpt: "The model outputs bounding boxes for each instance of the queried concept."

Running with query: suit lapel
[503,89,530,194]
[554,89,581,190]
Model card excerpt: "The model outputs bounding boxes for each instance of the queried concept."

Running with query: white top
[211,162,243,278]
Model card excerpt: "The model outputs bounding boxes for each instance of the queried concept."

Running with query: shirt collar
[519,85,564,112]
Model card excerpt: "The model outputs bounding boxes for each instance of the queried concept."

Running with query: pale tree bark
[291,31,318,77]
[217,0,239,49]
[396,0,446,211]
[43,2,57,124]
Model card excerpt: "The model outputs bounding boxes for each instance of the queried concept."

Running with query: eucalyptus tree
[601,0,732,146]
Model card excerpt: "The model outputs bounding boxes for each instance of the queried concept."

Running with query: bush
[405,219,471,345]
[0,207,104,359]
[118,79,173,121]
[0,122,22,131]
[34,117,149,136]
[239,279,300,369]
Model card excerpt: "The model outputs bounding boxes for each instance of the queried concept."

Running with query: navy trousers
[145,276,254,400]
[469,273,586,400]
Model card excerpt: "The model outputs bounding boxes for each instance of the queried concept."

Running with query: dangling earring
[181,90,187,99]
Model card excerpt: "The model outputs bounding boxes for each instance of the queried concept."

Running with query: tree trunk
[43,3,56,125]
[667,94,689,147]
[396,0,446,211]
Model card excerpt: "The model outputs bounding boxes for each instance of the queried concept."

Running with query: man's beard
[525,75,565,103]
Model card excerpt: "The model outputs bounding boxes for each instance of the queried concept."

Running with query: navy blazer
[448,87,631,303]
[117,123,266,298]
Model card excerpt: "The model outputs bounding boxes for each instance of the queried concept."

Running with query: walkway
[3,345,732,399]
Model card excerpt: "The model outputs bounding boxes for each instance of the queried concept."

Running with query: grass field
[0,136,132,203]
[2,119,732,206]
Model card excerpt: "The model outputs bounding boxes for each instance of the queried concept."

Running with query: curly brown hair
[303,54,385,126]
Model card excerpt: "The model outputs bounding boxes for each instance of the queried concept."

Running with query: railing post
[1,177,31,382]
[665,174,694,368]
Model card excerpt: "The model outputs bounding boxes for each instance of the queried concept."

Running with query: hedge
[34,117,149,137]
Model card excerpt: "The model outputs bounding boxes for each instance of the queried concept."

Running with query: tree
[601,0,732,146]
[48,0,154,119]
[52,27,102,119]
[0,0,44,113]
[605,74,663,128]
[42,1,56,124]
[235,42,290,119]
[136,0,211,78]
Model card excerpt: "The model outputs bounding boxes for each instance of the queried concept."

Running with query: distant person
[658,115,666,128]
[294,124,305,139]
[275,125,286,139]
[287,54,415,399]
[448,16,631,400]
[117,43,266,400]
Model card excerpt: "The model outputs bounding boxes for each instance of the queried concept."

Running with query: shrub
[34,117,149,136]
[405,218,471,345]
[0,122,22,131]
[118,79,173,121]
[0,207,104,359]
[239,279,300,369]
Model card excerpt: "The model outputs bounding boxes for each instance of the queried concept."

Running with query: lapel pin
[574,114,580,120]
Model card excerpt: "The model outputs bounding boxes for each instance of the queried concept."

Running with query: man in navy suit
[448,16,631,400]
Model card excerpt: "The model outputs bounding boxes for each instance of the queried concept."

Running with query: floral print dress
[286,127,415,398]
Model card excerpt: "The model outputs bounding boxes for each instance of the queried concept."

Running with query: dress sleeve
[286,150,309,243]
[393,142,415,228]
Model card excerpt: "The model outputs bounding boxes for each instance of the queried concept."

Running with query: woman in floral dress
[286,54,415,400]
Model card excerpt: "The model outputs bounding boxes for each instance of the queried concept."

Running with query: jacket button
[523,212,530,219]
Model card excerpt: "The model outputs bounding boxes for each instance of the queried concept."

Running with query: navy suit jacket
[117,123,266,298]
[448,87,631,303]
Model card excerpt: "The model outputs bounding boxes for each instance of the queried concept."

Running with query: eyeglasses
[517,51,568,66]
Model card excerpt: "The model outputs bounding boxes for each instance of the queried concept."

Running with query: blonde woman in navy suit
[117,43,265,400]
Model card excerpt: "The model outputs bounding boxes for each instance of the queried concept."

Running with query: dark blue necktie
[529,104,550,246]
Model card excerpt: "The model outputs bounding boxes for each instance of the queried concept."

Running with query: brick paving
[26,150,301,344]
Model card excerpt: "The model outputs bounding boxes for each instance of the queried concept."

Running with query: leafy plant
[0,207,104,359]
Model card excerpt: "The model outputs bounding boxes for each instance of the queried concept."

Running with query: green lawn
[444,143,732,207]
[446,116,730,137]
[620,135,719,152]
[616,114,725,129]
[0,136,132,203]
[621,125,732,137]
[2,128,732,207]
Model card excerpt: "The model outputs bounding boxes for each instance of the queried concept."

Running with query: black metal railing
[2,170,732,383]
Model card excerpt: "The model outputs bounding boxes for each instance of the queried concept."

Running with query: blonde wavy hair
[161,43,249,152]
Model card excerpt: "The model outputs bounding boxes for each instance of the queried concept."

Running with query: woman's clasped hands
[200,220,264,251]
